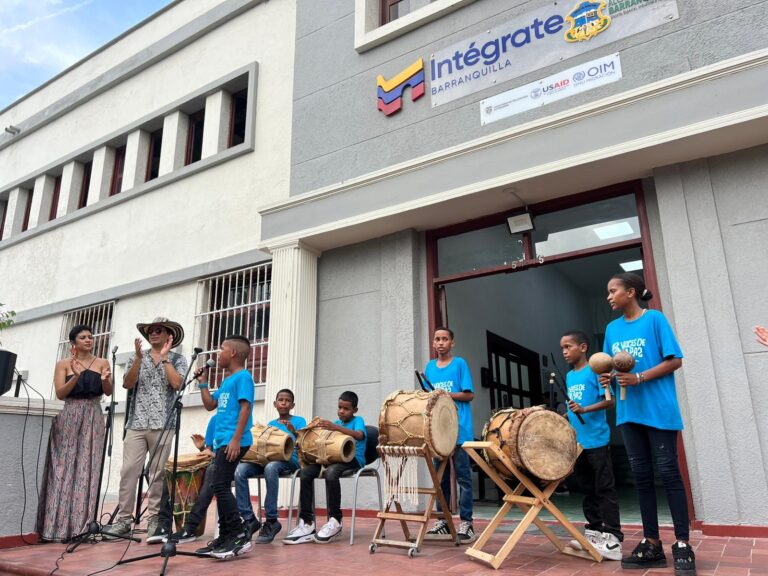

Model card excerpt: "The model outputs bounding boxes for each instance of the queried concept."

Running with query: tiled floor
[1,517,766,576]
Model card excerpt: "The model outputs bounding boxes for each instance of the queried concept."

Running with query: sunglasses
[147,327,166,335]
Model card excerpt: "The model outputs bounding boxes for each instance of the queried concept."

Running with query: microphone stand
[68,347,140,551]
[116,353,207,575]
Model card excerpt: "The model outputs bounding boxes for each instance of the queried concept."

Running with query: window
[185,110,205,165]
[57,301,115,363]
[194,263,271,388]
[381,0,422,24]
[145,129,163,181]
[21,191,32,232]
[78,162,92,209]
[110,146,126,196]
[0,201,6,239]
[228,90,247,148]
[49,176,62,221]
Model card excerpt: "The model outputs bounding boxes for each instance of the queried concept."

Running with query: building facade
[257,0,768,533]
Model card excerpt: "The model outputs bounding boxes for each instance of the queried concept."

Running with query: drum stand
[461,441,602,570]
[369,444,459,558]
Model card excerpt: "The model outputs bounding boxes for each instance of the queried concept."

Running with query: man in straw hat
[105,316,187,542]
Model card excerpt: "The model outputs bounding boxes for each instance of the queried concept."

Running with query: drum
[241,423,295,465]
[165,452,212,535]
[297,418,355,466]
[378,389,458,459]
[482,406,577,481]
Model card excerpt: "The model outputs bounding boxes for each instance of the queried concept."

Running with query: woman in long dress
[37,324,112,541]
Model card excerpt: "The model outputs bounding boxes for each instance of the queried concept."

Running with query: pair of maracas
[588,351,635,400]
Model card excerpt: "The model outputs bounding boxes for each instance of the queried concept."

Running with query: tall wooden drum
[297,418,356,466]
[483,406,577,481]
[241,423,294,465]
[165,452,211,535]
[379,389,458,459]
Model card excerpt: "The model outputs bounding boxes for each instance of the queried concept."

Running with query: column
[202,90,232,159]
[122,129,150,190]
[56,161,84,218]
[87,145,116,205]
[158,111,189,176]
[28,174,56,228]
[1,187,31,238]
[266,241,320,422]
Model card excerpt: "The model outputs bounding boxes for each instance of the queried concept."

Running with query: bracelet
[637,372,645,384]
[198,382,209,389]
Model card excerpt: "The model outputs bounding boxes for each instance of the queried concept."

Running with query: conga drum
[297,418,355,466]
[165,452,212,535]
[482,406,577,481]
[378,389,458,459]
[241,423,295,465]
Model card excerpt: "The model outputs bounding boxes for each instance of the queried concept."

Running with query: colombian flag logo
[377,58,425,116]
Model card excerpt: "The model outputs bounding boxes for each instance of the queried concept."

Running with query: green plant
[0,303,16,346]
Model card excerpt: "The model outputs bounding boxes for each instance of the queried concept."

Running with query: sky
[0,0,172,110]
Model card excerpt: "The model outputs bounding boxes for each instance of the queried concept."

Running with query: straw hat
[136,316,184,348]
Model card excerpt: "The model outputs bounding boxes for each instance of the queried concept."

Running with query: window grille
[193,263,271,388]
[57,301,115,368]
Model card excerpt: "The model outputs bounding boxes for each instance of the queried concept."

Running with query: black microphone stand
[68,347,140,550]
[115,354,207,575]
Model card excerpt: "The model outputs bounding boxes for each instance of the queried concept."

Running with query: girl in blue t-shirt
[599,273,695,576]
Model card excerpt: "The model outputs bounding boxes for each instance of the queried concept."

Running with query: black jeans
[621,423,689,541]
[299,461,360,523]
[213,446,249,537]
[572,445,623,541]
[184,462,215,532]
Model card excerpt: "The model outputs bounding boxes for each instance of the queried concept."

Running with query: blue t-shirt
[204,414,218,448]
[425,356,474,444]
[268,415,307,467]
[566,365,610,449]
[603,309,684,430]
[335,415,366,468]
[211,369,254,450]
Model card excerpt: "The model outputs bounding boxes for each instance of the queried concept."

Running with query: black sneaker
[164,527,197,544]
[195,534,226,556]
[426,519,451,539]
[672,541,697,576]
[254,519,282,544]
[246,517,261,539]
[621,538,667,569]
[210,531,252,559]
[457,521,476,544]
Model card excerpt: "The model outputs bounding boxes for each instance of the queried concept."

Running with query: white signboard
[430,0,678,107]
[480,53,623,125]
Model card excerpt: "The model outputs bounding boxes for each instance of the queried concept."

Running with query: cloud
[0,0,93,37]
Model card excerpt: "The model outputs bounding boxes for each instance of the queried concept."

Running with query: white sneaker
[313,518,342,543]
[282,519,315,545]
[568,528,600,551]
[595,532,622,561]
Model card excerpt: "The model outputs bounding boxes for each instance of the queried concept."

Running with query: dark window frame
[185,110,206,166]
[109,146,126,196]
[49,175,62,221]
[145,129,163,182]
[78,162,92,209]
[380,0,405,25]
[228,89,248,148]
[21,191,32,232]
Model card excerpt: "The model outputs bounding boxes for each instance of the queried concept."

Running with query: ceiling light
[620,260,643,272]
[593,221,634,240]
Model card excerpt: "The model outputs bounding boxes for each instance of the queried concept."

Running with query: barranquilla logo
[377,58,425,116]
[564,0,611,42]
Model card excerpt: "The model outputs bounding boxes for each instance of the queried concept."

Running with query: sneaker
[621,538,667,569]
[210,530,252,560]
[282,519,315,545]
[457,521,476,544]
[255,519,282,544]
[246,517,261,539]
[102,520,132,541]
[568,528,601,551]
[164,527,197,544]
[145,517,167,544]
[595,532,622,561]
[672,541,697,576]
[195,534,226,556]
[314,518,342,543]
[426,519,450,538]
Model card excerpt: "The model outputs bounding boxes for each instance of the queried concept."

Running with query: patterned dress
[37,369,105,542]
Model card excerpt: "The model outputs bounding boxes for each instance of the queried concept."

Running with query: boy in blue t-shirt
[283,391,366,545]
[560,330,623,561]
[424,327,476,544]
[196,334,255,560]
[234,388,307,544]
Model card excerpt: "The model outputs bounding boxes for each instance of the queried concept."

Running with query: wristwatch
[161,359,171,365]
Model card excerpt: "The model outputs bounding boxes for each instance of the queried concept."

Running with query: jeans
[434,448,473,523]
[212,446,249,537]
[299,461,360,523]
[621,423,690,541]
[184,462,215,531]
[572,445,623,541]
[234,460,298,521]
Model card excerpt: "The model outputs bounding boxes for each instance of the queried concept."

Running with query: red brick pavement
[1,519,766,576]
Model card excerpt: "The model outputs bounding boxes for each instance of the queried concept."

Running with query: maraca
[612,350,635,400]
[589,352,614,400]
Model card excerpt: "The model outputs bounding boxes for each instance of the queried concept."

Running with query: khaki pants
[116,429,175,523]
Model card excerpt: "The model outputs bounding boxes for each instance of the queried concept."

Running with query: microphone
[193,347,204,354]
[193,359,216,381]
[111,345,119,355]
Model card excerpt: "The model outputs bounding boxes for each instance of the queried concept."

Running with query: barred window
[57,301,115,365]
[193,263,271,388]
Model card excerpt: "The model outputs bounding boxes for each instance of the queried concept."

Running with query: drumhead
[166,452,211,471]
[429,393,459,457]
[517,410,577,480]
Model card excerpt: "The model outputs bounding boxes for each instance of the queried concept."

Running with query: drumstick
[549,354,590,420]
[414,370,434,392]
[548,372,585,425]
[419,371,435,391]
